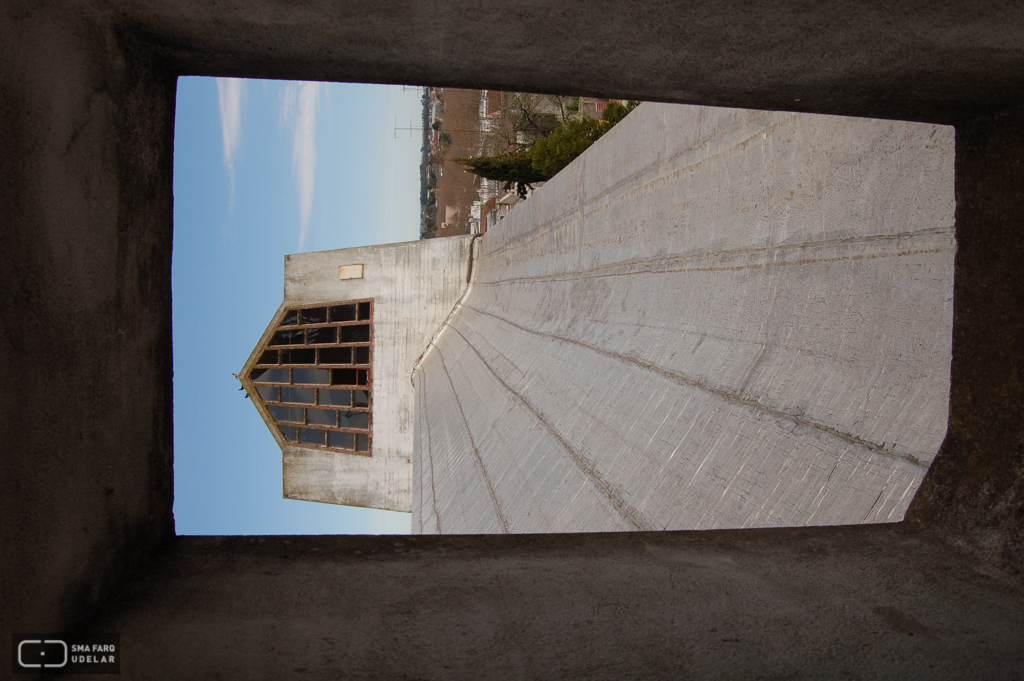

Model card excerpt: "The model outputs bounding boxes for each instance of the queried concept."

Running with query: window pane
[280,309,299,326]
[357,369,368,386]
[319,389,351,407]
[330,304,357,322]
[292,368,331,385]
[307,327,337,344]
[299,428,326,446]
[307,408,337,426]
[328,431,354,450]
[318,347,352,365]
[268,405,304,423]
[332,368,357,386]
[358,301,371,320]
[341,324,370,343]
[256,386,278,402]
[259,350,278,365]
[353,389,369,407]
[281,387,315,404]
[251,367,289,384]
[339,411,369,430]
[278,425,297,442]
[270,329,304,346]
[354,346,370,364]
[280,348,315,364]
[300,307,327,324]
[355,433,369,452]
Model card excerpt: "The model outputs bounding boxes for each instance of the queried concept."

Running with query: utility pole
[393,117,424,140]
[394,117,480,139]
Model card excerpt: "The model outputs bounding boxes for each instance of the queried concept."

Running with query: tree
[530,118,609,178]
[482,92,561,155]
[460,99,642,199]
[458,150,548,198]
[601,99,640,125]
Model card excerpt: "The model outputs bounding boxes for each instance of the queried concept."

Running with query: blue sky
[173,77,422,535]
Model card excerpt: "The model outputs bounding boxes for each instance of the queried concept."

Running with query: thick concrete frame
[2,1,1023,677]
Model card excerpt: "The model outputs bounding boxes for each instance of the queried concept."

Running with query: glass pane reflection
[281,387,315,404]
[301,307,327,324]
[319,389,351,407]
[268,405,304,423]
[307,408,337,426]
[252,367,289,384]
[339,411,369,430]
[292,368,331,385]
[328,431,354,450]
[299,428,326,445]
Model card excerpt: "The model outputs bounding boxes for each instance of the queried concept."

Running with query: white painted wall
[413,103,955,533]
[242,236,473,513]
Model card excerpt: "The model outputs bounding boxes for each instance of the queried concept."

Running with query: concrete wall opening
[179,77,956,537]
[6,6,1024,676]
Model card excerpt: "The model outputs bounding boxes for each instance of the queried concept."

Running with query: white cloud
[216,78,245,204]
[280,82,321,250]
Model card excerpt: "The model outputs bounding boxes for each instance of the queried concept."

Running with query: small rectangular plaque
[338,264,363,280]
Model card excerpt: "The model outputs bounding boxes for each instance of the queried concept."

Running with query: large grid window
[249,300,373,455]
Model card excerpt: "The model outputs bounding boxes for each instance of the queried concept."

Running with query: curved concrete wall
[413,103,954,534]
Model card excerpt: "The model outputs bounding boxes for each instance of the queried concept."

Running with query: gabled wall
[262,237,473,512]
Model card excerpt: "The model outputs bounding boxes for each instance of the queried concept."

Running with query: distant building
[243,103,955,533]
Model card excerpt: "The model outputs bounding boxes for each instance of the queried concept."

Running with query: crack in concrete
[419,373,441,534]
[435,345,510,534]
[463,304,927,470]
[445,324,650,532]
[478,228,952,287]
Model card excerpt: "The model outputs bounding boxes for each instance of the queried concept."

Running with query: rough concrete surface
[2,1,1024,678]
[238,237,473,512]
[117,0,1024,124]
[907,106,1024,574]
[414,104,955,534]
[0,3,176,641]
[85,527,1024,680]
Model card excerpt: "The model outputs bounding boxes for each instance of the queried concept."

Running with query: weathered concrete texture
[240,237,472,512]
[414,104,955,534]
[0,5,175,638]
[84,527,1024,680]
[4,1,1024,676]
[908,106,1024,574]
[115,0,1024,124]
